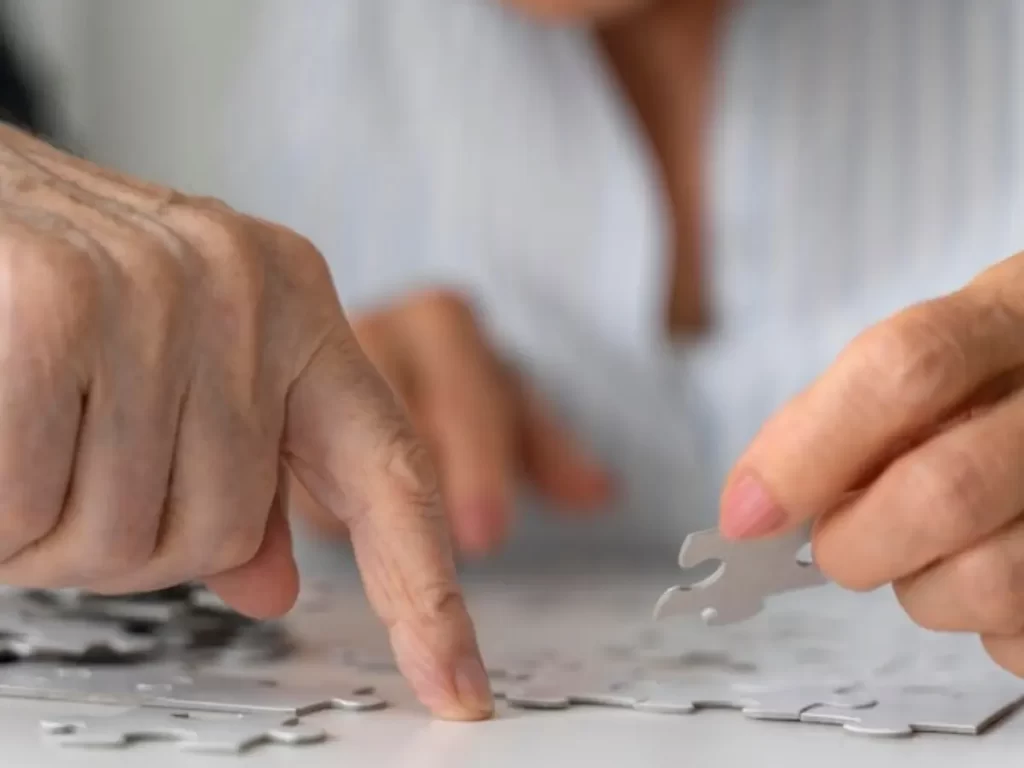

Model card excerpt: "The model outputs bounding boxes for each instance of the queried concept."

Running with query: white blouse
[219,0,1024,567]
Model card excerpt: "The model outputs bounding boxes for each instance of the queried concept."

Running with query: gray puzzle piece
[340,646,541,683]
[0,664,385,715]
[145,676,385,715]
[0,613,157,658]
[0,665,264,704]
[31,589,190,624]
[497,672,871,720]
[654,527,826,625]
[41,708,325,753]
[801,682,1024,737]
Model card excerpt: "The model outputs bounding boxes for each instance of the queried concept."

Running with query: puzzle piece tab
[41,708,325,753]
[801,681,1024,737]
[653,527,826,625]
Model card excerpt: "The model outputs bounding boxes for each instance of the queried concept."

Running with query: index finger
[285,326,493,721]
[720,285,1024,540]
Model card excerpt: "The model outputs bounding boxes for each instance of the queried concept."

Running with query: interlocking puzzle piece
[0,613,157,658]
[801,681,1024,737]
[496,672,872,720]
[144,675,384,716]
[0,664,385,715]
[206,620,295,666]
[30,588,190,624]
[653,527,826,625]
[0,664,253,704]
[339,646,542,683]
[41,708,325,753]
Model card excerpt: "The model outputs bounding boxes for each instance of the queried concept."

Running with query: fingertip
[534,459,615,512]
[450,498,509,557]
[388,607,494,720]
[718,469,789,540]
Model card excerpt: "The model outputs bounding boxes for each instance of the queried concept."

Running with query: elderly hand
[720,253,1024,676]
[297,291,612,555]
[0,124,492,720]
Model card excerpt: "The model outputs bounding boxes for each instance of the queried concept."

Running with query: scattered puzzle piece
[41,708,325,753]
[0,664,385,715]
[653,527,826,625]
[145,675,385,715]
[801,681,1024,737]
[0,613,157,659]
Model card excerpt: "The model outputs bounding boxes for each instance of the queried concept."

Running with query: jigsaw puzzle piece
[731,682,875,720]
[0,664,385,716]
[145,675,386,715]
[801,682,1024,737]
[625,680,870,720]
[41,708,325,753]
[494,664,643,711]
[654,527,826,625]
[0,613,157,658]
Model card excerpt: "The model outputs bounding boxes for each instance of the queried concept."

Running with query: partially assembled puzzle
[0,525,1020,754]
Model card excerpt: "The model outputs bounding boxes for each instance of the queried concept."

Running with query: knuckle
[853,308,968,414]
[407,578,467,625]
[378,422,442,513]
[75,538,155,583]
[213,523,266,572]
[408,287,475,321]
[0,245,100,345]
[175,206,261,275]
[203,474,279,575]
[269,226,334,291]
[0,507,57,560]
[905,447,989,547]
[184,205,250,250]
[956,546,1024,634]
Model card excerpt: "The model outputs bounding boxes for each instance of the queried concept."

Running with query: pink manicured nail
[720,471,787,539]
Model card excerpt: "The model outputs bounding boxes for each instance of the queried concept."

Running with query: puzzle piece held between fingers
[41,708,326,753]
[653,527,826,625]
[801,682,1024,737]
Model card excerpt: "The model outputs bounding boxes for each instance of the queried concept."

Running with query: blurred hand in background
[299,290,613,557]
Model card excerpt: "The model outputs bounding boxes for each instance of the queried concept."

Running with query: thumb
[284,326,493,721]
[204,482,300,619]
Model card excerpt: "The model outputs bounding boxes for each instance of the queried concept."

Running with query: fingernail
[720,471,786,539]
[454,501,505,557]
[454,654,494,717]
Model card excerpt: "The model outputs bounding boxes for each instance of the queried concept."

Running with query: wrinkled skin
[0,123,491,721]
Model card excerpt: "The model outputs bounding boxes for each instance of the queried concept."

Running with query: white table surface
[5,567,1023,767]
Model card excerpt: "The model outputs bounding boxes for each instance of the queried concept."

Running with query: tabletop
[3,566,1023,767]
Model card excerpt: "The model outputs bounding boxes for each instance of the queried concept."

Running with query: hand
[298,290,612,556]
[719,253,1024,677]
[0,124,492,720]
